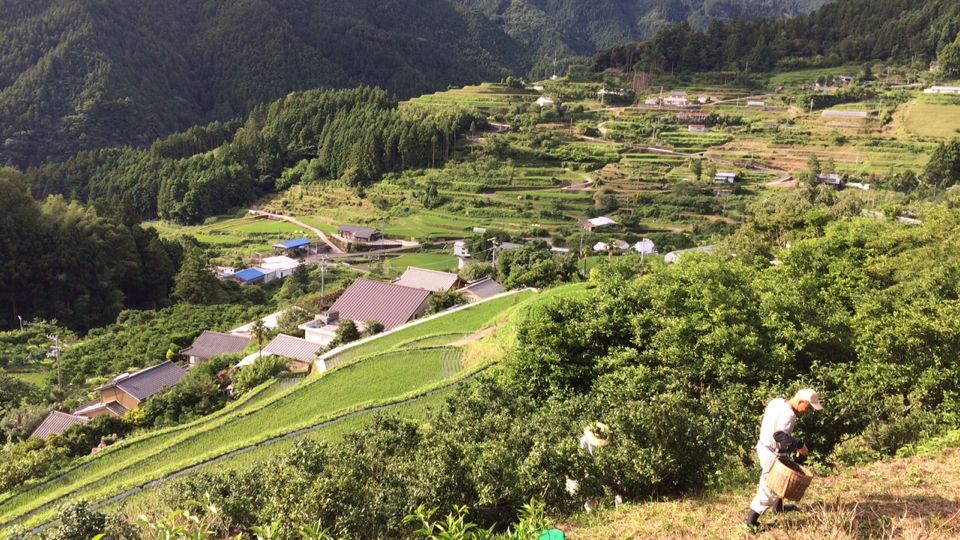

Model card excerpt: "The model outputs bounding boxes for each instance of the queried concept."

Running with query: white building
[256,256,299,283]
[714,172,738,184]
[664,92,688,107]
[633,239,655,255]
[664,245,714,264]
[535,96,555,107]
[582,216,618,232]
[923,86,960,95]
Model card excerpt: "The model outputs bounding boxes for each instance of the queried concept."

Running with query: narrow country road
[249,210,344,253]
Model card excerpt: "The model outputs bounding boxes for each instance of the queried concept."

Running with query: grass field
[768,65,861,86]
[902,94,960,138]
[5,368,50,387]
[0,291,535,532]
[406,83,536,110]
[380,253,459,275]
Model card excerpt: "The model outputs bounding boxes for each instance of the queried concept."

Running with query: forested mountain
[28,87,482,224]
[452,0,830,75]
[0,168,182,331]
[593,0,960,74]
[0,0,524,167]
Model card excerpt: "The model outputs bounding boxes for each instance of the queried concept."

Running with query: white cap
[795,388,823,410]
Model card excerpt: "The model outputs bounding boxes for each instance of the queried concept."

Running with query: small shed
[273,238,312,255]
[582,216,618,232]
[458,278,506,302]
[535,96,555,108]
[714,172,738,184]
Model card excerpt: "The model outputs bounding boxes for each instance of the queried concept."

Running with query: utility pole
[488,238,499,279]
[320,255,327,298]
[47,334,63,396]
[17,315,23,332]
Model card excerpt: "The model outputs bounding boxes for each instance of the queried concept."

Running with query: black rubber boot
[775,499,798,513]
[745,510,762,533]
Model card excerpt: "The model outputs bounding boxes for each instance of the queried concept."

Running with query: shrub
[233,356,287,394]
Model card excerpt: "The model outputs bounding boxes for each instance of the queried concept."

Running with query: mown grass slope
[563,445,960,539]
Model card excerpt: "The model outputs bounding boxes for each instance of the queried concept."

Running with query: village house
[180,331,252,367]
[226,267,266,285]
[300,278,432,346]
[237,334,322,372]
[256,255,300,282]
[714,172,738,184]
[664,91,689,107]
[395,267,461,293]
[644,96,661,106]
[535,96,555,108]
[458,278,506,303]
[74,361,187,419]
[337,225,383,242]
[818,173,842,188]
[30,411,90,440]
[581,216,618,232]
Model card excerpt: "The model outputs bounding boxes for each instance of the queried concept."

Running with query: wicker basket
[766,458,814,501]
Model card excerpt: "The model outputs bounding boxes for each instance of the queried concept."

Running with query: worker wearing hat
[745,388,823,530]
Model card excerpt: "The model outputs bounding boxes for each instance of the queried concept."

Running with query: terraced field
[0,291,535,533]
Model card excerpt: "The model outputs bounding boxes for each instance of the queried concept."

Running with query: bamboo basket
[767,458,814,501]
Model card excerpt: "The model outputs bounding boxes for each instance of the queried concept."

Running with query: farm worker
[568,422,622,512]
[745,388,822,530]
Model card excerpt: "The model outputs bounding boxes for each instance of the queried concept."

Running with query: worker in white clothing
[745,388,823,530]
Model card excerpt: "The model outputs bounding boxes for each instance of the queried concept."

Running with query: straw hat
[583,422,611,448]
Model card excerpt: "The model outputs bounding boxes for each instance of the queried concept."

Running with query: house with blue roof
[228,267,267,285]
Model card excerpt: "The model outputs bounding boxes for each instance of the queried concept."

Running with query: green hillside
[0,0,525,168]
[0,290,536,533]
[453,0,829,73]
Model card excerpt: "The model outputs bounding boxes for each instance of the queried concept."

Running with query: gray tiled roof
[338,225,381,240]
[395,267,460,292]
[99,361,187,402]
[459,278,505,300]
[329,278,431,330]
[30,411,89,440]
[181,331,251,360]
[263,334,323,364]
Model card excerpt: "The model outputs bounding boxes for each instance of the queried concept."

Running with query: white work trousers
[750,444,781,514]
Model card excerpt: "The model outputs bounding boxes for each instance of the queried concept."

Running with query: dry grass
[563,448,960,539]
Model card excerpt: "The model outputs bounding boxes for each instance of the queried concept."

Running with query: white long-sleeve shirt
[756,398,797,471]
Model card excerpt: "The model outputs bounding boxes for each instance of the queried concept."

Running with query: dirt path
[249,210,344,253]
[449,327,495,347]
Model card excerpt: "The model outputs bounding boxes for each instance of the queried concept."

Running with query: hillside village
[2,0,960,537]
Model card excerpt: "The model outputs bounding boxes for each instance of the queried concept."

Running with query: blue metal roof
[273,237,311,249]
[232,268,266,282]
